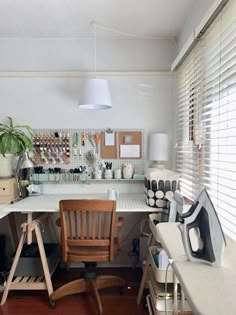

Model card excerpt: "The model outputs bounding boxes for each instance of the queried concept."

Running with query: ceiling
[0,0,195,39]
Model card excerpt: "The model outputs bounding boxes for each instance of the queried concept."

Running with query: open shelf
[30,173,144,184]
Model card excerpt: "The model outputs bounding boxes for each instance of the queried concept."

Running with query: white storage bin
[150,296,191,315]
[149,246,176,283]
[148,269,176,300]
[148,275,191,315]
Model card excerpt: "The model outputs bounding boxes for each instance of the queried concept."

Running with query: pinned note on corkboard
[101,131,117,159]
[118,131,142,159]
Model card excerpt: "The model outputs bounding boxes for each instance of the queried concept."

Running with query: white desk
[1,192,153,305]
[156,222,236,315]
[2,193,152,215]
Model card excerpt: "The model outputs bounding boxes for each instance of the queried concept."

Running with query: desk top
[0,193,153,218]
[156,222,236,315]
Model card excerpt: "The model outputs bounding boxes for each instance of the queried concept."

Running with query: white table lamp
[149,133,169,169]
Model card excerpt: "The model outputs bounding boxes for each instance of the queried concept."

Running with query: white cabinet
[0,178,18,204]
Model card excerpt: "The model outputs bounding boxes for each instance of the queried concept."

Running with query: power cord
[129,238,140,256]
[0,271,9,291]
[164,262,172,315]
[140,219,151,237]
[164,255,187,315]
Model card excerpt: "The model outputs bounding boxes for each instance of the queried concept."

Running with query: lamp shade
[149,133,169,161]
[79,78,112,110]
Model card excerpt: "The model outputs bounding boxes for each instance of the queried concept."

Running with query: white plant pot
[0,153,15,178]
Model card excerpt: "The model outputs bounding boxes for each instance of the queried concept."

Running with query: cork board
[101,131,117,159]
[118,131,142,159]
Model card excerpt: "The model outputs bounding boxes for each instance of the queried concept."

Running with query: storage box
[0,178,18,204]
[13,243,59,277]
[147,293,191,315]
[149,246,176,283]
[148,279,191,315]
[148,268,170,299]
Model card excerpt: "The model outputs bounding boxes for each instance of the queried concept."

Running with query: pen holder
[104,169,113,179]
[114,169,122,179]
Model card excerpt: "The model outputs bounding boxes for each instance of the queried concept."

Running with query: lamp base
[150,161,165,169]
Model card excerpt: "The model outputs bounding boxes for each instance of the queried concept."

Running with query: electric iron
[178,189,226,267]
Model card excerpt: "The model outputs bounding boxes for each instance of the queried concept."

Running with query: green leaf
[0,117,33,156]
[7,117,13,129]
[14,124,32,132]
[0,124,10,131]
[1,134,11,156]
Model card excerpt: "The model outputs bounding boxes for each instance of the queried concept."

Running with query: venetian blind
[176,0,236,239]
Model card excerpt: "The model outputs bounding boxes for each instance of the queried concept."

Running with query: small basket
[149,246,175,283]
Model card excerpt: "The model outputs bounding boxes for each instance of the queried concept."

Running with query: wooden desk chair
[50,199,125,314]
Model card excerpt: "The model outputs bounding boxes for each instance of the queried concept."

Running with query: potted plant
[0,116,33,177]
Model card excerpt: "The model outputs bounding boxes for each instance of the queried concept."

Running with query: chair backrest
[59,199,117,263]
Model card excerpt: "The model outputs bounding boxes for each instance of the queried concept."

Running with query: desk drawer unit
[0,178,17,204]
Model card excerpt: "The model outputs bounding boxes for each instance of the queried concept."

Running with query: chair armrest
[115,217,124,251]
[115,217,124,228]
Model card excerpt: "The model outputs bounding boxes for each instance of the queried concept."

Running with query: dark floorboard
[0,267,148,315]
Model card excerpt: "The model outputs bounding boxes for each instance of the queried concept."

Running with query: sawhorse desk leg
[1,215,54,305]
[137,235,155,304]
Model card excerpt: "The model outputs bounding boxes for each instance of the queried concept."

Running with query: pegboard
[32,128,144,180]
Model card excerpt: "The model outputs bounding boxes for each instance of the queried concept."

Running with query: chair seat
[67,238,119,262]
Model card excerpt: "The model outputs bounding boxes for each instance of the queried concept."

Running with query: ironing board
[155,222,236,315]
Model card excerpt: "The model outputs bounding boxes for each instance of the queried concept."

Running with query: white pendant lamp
[79,78,111,109]
[79,23,112,110]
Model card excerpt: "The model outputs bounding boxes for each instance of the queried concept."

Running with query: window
[176,0,236,240]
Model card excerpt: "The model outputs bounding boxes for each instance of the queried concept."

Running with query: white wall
[0,38,176,71]
[0,72,175,266]
[0,36,176,157]
[176,0,215,52]
[0,36,176,267]
[0,73,175,167]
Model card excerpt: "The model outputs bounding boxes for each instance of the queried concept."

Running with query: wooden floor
[0,267,148,315]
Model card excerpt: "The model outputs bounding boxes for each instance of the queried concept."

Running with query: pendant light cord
[93,21,162,39]
[93,23,97,78]
[91,20,162,79]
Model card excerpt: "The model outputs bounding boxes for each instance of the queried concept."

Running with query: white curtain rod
[171,0,230,71]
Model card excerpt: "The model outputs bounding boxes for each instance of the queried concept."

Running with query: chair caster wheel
[143,302,148,310]
[119,287,125,295]
[50,300,56,308]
